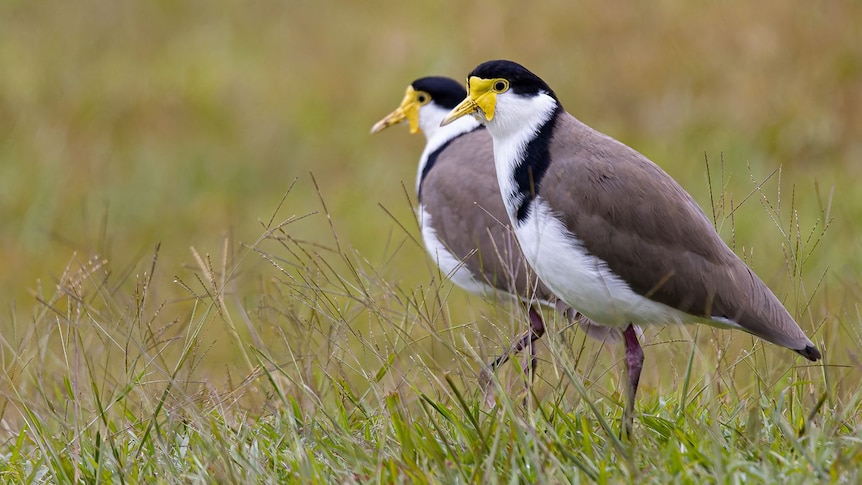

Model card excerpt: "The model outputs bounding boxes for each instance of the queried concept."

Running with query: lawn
[0,0,860,482]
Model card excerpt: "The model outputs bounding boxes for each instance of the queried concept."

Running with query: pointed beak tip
[370,119,389,134]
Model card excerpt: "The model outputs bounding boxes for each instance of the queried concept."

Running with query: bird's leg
[479,304,547,403]
[521,305,547,385]
[621,324,644,439]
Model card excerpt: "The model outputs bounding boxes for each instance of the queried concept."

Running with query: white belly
[515,199,700,327]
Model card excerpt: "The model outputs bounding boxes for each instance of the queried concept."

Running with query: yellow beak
[440,97,480,127]
[370,86,422,135]
[440,77,498,126]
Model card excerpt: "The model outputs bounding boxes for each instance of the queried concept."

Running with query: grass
[1,0,860,482]
[0,176,857,483]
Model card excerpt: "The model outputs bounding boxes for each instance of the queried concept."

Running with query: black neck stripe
[513,106,561,222]
[418,126,485,201]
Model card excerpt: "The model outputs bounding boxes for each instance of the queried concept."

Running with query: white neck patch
[485,91,558,223]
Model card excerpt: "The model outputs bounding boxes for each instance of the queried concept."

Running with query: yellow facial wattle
[440,76,508,126]
[467,77,500,122]
[370,86,426,135]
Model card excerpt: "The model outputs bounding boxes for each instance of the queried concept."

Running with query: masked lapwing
[372,76,614,393]
[442,60,822,434]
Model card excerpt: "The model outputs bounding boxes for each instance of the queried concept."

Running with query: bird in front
[441,60,822,436]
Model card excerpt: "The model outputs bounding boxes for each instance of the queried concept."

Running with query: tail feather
[796,344,822,362]
[723,266,821,360]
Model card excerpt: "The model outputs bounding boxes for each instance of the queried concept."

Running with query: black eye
[494,81,507,92]
[417,94,427,103]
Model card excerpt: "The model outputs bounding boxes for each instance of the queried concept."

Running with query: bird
[371,76,615,394]
[441,60,822,435]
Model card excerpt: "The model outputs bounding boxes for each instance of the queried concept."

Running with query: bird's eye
[493,80,509,92]
[416,92,430,105]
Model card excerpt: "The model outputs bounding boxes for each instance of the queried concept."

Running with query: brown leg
[521,305,547,383]
[480,305,547,393]
[621,324,644,439]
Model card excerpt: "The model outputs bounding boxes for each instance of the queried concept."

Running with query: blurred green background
[1,0,859,385]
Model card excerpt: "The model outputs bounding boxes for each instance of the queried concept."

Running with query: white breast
[514,199,700,327]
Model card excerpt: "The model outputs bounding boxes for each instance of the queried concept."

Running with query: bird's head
[441,60,559,132]
[371,77,466,137]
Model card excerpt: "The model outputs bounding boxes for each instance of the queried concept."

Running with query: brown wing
[421,129,555,302]
[539,114,814,350]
